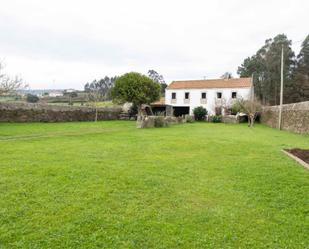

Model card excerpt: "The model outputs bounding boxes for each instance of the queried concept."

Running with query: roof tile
[167,77,252,89]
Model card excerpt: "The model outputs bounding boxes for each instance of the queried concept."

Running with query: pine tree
[293,35,309,102]
[238,34,296,105]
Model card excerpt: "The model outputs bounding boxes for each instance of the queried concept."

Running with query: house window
[217,92,222,99]
[232,92,237,99]
[201,92,206,99]
[185,92,190,99]
[172,92,176,99]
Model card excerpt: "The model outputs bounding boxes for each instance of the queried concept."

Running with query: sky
[0,0,308,90]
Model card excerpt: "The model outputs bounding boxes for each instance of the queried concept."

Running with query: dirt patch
[284,148,309,164]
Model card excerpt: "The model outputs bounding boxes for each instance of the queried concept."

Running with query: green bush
[193,106,208,121]
[26,94,39,103]
[212,115,222,123]
[231,102,242,115]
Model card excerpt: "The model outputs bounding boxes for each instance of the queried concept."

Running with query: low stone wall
[261,101,309,134]
[222,115,239,124]
[0,103,122,122]
[137,115,188,128]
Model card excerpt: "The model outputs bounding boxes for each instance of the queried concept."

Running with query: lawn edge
[282,149,309,170]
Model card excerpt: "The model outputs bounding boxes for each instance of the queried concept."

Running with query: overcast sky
[0,0,308,89]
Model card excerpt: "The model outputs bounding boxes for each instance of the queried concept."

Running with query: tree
[0,62,27,96]
[68,91,78,105]
[84,76,117,100]
[111,72,160,122]
[220,72,233,79]
[87,89,103,122]
[148,69,167,96]
[293,34,309,102]
[236,98,262,127]
[237,34,296,105]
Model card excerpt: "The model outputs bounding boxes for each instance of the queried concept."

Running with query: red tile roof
[167,77,252,89]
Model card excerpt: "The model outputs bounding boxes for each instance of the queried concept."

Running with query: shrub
[212,115,222,123]
[154,116,165,127]
[26,94,39,103]
[193,106,208,121]
[185,115,195,123]
[231,102,242,115]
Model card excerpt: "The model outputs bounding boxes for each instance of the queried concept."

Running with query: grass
[0,121,308,248]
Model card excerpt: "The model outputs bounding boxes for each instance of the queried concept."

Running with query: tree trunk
[249,115,255,127]
[94,104,98,122]
[136,105,143,128]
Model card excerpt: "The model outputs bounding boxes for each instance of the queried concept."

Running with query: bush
[231,102,242,115]
[193,106,208,121]
[26,94,39,103]
[185,115,195,123]
[212,115,222,123]
[154,116,165,127]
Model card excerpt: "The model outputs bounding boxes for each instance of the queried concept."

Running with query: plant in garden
[231,101,242,115]
[212,115,222,123]
[236,98,262,127]
[193,106,208,121]
[185,115,195,123]
[87,89,103,122]
[154,116,165,127]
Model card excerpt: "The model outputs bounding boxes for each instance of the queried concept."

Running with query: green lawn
[0,121,308,248]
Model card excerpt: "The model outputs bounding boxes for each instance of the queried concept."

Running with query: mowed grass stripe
[0,121,308,249]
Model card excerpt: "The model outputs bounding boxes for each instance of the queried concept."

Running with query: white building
[48,91,63,97]
[165,77,252,116]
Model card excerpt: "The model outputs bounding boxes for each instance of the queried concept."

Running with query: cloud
[0,0,308,89]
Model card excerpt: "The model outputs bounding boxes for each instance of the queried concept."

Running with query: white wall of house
[165,87,251,115]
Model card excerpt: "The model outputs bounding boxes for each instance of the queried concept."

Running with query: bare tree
[87,89,103,122]
[0,62,27,96]
[236,98,262,127]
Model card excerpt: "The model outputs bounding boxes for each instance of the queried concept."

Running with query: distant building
[48,91,63,97]
[64,89,76,94]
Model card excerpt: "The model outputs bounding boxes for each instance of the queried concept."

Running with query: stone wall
[0,103,122,122]
[137,115,188,128]
[260,101,309,134]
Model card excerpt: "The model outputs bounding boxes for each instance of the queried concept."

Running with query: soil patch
[284,148,309,164]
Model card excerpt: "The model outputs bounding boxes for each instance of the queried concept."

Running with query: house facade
[165,77,252,116]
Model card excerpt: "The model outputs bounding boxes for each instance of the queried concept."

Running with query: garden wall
[137,115,189,128]
[0,103,122,122]
[260,101,309,134]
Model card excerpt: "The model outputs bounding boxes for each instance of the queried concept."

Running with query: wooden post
[278,44,284,130]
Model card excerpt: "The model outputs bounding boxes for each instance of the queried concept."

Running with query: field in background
[47,101,117,107]
[0,95,119,107]
[0,122,308,248]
